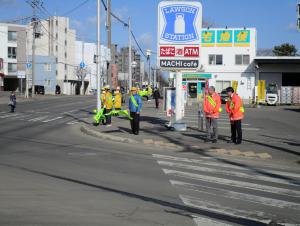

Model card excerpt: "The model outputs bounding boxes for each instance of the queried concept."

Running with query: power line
[131,31,146,58]
[62,0,90,16]
[100,0,148,59]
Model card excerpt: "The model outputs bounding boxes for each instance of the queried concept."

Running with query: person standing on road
[203,86,222,143]
[114,86,122,110]
[153,87,160,109]
[225,87,245,145]
[104,86,113,127]
[9,91,17,113]
[129,87,142,135]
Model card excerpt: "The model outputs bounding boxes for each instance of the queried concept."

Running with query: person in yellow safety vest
[114,86,122,110]
[104,85,113,126]
[225,86,245,145]
[203,86,222,143]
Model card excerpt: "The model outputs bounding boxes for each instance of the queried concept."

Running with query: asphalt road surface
[0,96,299,226]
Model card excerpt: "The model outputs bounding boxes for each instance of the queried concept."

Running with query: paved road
[0,96,299,226]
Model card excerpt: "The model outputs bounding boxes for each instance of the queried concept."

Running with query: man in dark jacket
[153,88,160,109]
[9,91,16,113]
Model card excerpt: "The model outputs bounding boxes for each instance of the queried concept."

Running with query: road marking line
[158,161,298,186]
[180,195,271,225]
[153,154,300,179]
[192,215,234,226]
[162,169,300,197]
[66,120,79,125]
[28,116,49,122]
[171,180,300,210]
[0,113,21,119]
[42,116,63,123]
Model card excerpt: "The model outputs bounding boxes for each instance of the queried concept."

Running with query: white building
[183,28,257,101]
[75,41,110,94]
[0,23,27,91]
[26,16,77,95]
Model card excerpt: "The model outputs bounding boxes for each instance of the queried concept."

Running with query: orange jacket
[203,93,222,118]
[226,93,244,121]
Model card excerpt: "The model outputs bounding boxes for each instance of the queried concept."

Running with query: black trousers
[231,120,242,143]
[106,109,112,125]
[130,112,140,134]
[10,104,16,113]
[155,98,159,108]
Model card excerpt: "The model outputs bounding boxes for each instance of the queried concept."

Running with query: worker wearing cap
[104,85,113,126]
[114,86,122,110]
[225,86,245,144]
[129,87,142,135]
[203,86,222,143]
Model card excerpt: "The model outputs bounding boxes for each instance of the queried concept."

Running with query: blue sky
[0,0,299,60]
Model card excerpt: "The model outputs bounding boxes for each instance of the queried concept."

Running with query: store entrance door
[188,82,197,98]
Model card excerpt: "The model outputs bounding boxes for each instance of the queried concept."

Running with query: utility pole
[97,0,102,111]
[31,1,38,97]
[81,40,85,95]
[106,0,112,88]
[128,17,132,91]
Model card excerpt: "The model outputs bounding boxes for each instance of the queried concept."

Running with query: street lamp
[131,61,137,87]
[146,49,151,85]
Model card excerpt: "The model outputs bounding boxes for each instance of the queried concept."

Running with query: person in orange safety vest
[225,86,245,145]
[203,86,222,143]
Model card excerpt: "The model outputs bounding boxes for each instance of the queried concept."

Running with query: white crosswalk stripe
[152,154,300,225]
[0,111,78,125]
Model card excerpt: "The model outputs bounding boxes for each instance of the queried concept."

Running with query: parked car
[220,89,228,104]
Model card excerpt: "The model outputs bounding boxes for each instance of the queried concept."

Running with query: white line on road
[158,161,299,186]
[171,180,300,210]
[0,113,20,119]
[42,116,63,123]
[162,169,300,197]
[192,215,234,226]
[66,120,79,125]
[28,116,49,122]
[153,154,300,179]
[180,195,272,225]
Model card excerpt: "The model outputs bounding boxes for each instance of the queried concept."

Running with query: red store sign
[160,46,199,57]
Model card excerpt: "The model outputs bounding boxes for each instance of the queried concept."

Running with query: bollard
[198,109,204,131]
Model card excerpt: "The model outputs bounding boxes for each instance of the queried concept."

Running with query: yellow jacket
[114,92,122,109]
[104,92,113,110]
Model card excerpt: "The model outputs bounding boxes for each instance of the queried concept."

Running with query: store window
[8,63,17,72]
[235,55,250,65]
[8,47,17,59]
[209,54,223,65]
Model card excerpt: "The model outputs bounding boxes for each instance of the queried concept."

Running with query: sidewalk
[79,100,282,163]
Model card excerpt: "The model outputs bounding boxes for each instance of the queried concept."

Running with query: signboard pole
[173,71,187,131]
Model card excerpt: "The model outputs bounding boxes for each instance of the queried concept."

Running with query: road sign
[80,62,85,69]
[17,71,26,79]
[26,63,32,69]
[157,1,202,70]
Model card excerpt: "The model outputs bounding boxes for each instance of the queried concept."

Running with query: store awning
[183,73,212,79]
[255,56,300,65]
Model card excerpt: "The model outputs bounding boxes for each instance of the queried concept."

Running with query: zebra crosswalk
[0,111,80,126]
[152,154,300,226]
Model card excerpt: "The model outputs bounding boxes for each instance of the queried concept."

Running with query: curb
[80,125,138,144]
[80,125,182,150]
[80,125,272,159]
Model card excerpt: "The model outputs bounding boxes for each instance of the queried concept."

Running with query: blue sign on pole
[80,62,85,69]
[26,63,32,69]
[161,4,200,43]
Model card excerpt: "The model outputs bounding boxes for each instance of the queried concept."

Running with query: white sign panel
[17,71,26,79]
[157,1,202,70]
